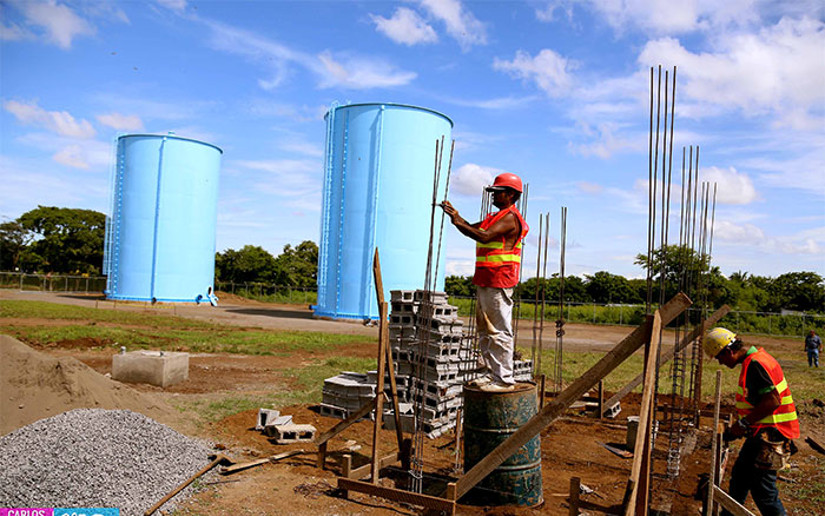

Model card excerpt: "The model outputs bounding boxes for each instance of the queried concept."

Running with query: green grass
[173,395,280,422]
[0,300,218,329]
[280,356,377,405]
[523,345,820,401]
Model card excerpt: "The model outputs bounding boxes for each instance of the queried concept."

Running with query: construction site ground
[1,290,823,515]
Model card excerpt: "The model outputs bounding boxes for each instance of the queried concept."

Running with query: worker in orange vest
[441,172,528,392]
[704,327,799,516]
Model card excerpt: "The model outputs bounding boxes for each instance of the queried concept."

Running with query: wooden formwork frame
[315,249,407,475]
[339,292,691,515]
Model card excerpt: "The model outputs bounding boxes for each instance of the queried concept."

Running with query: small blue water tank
[103,134,222,303]
[315,103,454,320]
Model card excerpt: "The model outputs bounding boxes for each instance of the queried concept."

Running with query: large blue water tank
[316,103,454,320]
[103,134,222,303]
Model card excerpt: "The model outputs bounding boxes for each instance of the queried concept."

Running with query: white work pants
[476,286,515,385]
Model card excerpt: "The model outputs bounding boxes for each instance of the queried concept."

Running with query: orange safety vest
[473,205,528,289]
[736,348,800,440]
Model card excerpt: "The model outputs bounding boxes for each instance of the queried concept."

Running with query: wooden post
[540,374,547,409]
[694,319,707,426]
[451,293,691,500]
[597,380,604,420]
[706,370,722,516]
[569,476,581,516]
[623,310,662,516]
[317,441,328,469]
[373,248,405,453]
[371,301,388,484]
[603,305,730,415]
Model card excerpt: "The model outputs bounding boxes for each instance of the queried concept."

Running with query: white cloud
[1,20,32,41]
[450,163,497,196]
[441,95,539,110]
[714,219,823,255]
[52,144,90,169]
[96,112,145,131]
[568,122,642,158]
[714,219,765,244]
[4,100,96,139]
[15,0,95,49]
[700,166,758,205]
[577,181,604,194]
[493,49,575,97]
[155,0,187,13]
[202,18,416,91]
[316,51,417,90]
[638,18,825,125]
[370,7,438,46]
[418,0,486,50]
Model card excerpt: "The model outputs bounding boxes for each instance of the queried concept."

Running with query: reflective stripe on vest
[473,205,529,289]
[735,348,800,439]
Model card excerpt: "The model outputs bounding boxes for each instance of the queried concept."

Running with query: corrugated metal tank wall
[103,133,222,303]
[315,103,454,320]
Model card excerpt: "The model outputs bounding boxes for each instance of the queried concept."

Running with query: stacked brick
[320,289,534,439]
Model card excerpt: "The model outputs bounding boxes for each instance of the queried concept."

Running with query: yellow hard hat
[704,327,737,357]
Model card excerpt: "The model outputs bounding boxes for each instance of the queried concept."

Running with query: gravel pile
[0,409,213,515]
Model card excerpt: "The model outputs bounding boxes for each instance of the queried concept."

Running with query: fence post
[19,273,23,291]
[593,303,596,324]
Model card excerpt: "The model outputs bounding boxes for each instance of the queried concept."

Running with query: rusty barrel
[462,382,543,506]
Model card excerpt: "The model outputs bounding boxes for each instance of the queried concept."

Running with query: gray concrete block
[269,423,317,443]
[112,350,189,388]
[256,408,281,430]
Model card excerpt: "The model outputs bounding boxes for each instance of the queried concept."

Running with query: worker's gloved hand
[725,418,749,441]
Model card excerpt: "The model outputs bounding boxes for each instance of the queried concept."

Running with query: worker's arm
[440,201,517,244]
[728,388,782,438]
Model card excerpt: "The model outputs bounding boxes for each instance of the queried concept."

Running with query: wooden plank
[713,486,756,516]
[706,370,723,516]
[338,478,456,514]
[603,305,730,414]
[220,449,305,475]
[624,310,661,516]
[314,398,376,446]
[373,248,404,452]
[453,293,691,499]
[693,319,707,425]
[371,301,388,483]
[345,452,399,480]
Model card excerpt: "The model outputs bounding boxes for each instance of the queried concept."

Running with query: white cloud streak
[370,7,438,46]
[11,0,95,49]
[700,166,759,205]
[4,100,96,139]
[493,49,575,97]
[96,112,145,131]
[201,18,416,91]
[418,0,487,50]
[450,163,497,196]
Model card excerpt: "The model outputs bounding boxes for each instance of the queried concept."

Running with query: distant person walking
[441,173,528,392]
[805,330,821,367]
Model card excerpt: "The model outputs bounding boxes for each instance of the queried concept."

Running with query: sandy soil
[2,290,822,515]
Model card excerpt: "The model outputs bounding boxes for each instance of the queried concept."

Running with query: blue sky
[1,0,823,280]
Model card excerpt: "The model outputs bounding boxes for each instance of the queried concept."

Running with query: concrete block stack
[319,372,376,420]
[319,290,534,438]
[384,289,472,438]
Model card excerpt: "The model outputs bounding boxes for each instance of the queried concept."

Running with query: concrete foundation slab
[112,350,189,388]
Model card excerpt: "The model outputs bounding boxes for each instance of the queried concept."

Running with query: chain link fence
[0,272,107,294]
[3,272,822,338]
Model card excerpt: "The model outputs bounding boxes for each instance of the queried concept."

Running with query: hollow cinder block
[112,350,189,388]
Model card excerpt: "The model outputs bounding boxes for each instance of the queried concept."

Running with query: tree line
[2,207,822,314]
[446,245,824,314]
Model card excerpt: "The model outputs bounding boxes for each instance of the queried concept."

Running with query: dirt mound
[1,334,177,436]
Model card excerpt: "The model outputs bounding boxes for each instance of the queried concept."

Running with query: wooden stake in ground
[623,310,662,516]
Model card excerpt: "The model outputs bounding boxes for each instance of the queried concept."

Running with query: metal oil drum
[462,382,543,506]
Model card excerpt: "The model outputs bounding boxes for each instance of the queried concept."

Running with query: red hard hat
[487,173,523,193]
